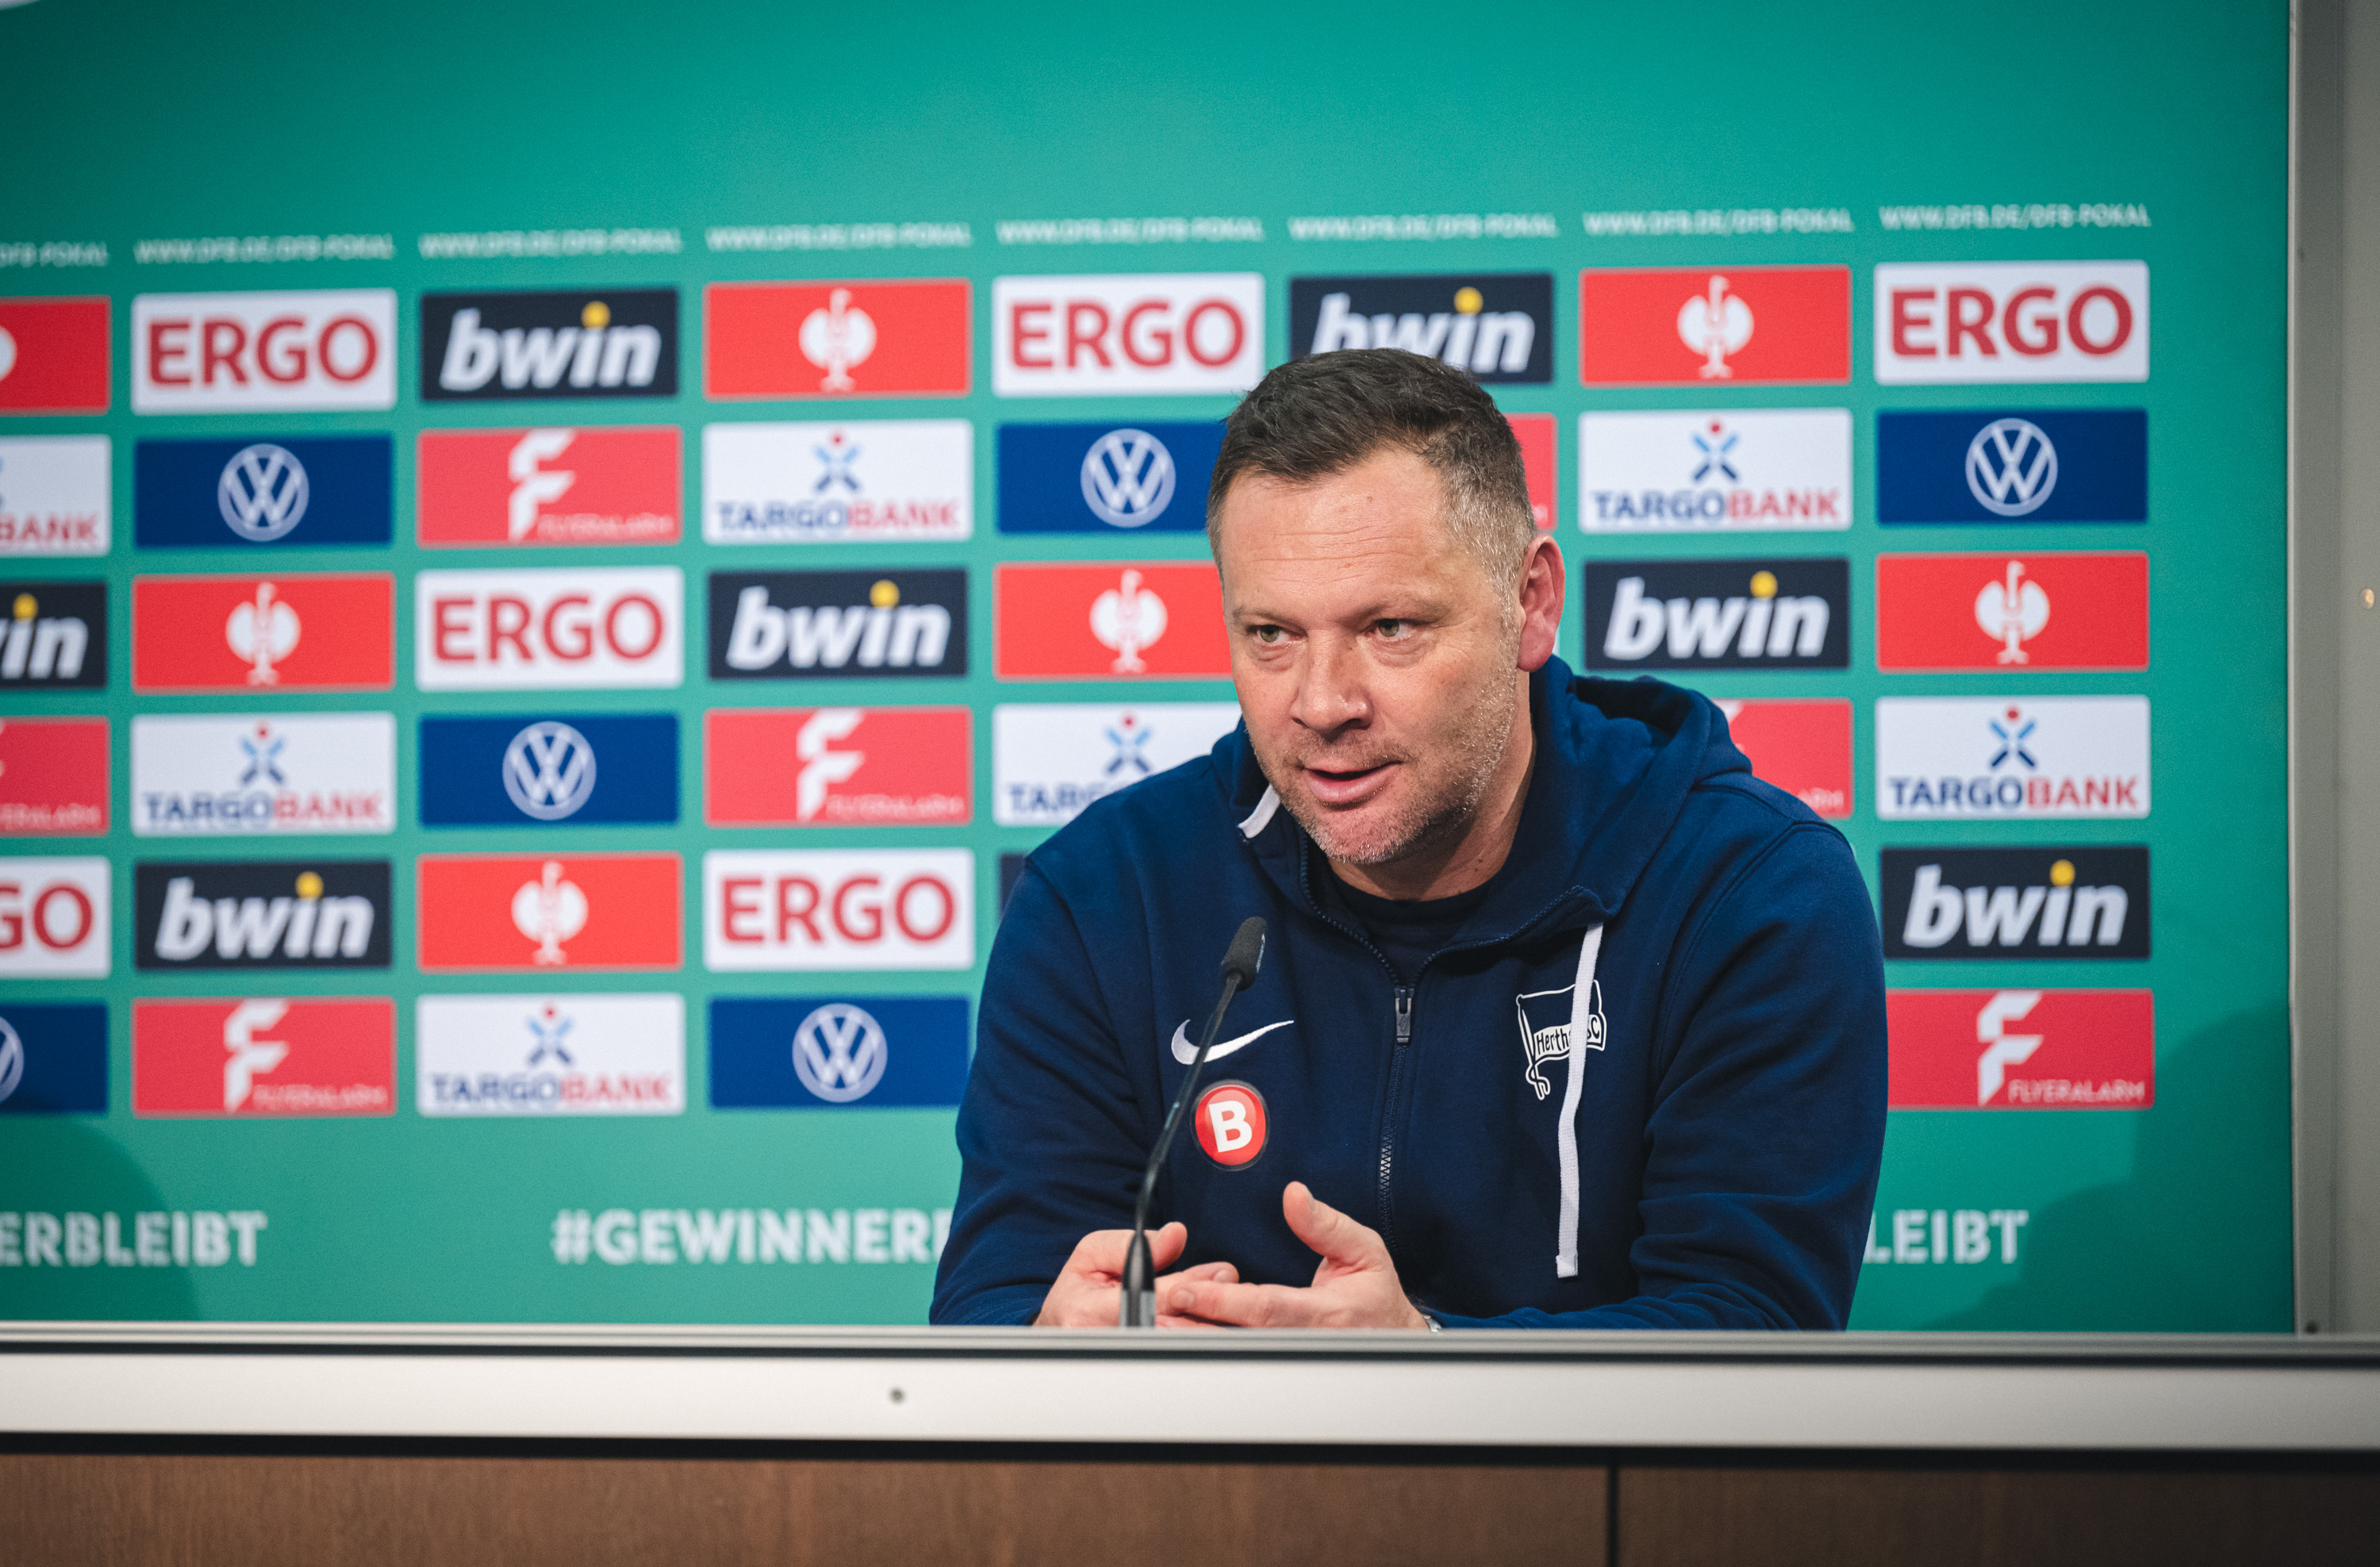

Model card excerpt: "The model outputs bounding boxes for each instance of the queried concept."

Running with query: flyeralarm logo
[135,859,392,971]
[706,708,971,826]
[1876,697,2148,820]
[995,563,1230,679]
[993,274,1264,397]
[1290,273,1553,383]
[704,421,972,543]
[0,581,106,689]
[423,289,678,401]
[415,853,682,972]
[133,997,395,1117]
[709,569,966,680]
[416,427,681,547]
[131,713,395,836]
[1875,263,2148,383]
[1579,409,1850,532]
[1712,699,1852,818]
[133,573,393,693]
[704,848,974,972]
[705,279,971,399]
[1874,552,2148,671]
[1584,559,1849,670]
[0,436,110,553]
[416,993,685,1117]
[1508,413,1556,530]
[414,566,683,691]
[992,701,1242,826]
[0,718,109,835]
[133,290,397,413]
[0,298,111,413]
[0,856,110,977]
[1888,989,2155,1108]
[1579,266,1849,386]
[1881,846,2149,961]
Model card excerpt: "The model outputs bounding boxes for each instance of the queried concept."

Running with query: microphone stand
[1121,916,1264,1327]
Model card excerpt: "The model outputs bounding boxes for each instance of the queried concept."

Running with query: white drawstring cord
[1555,923,1605,1279]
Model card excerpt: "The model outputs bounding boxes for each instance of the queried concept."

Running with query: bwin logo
[502,721,598,821]
[1902,859,2129,952]
[217,444,310,542]
[154,871,377,963]
[0,591,90,682]
[1080,429,1176,528]
[724,578,951,672]
[1603,570,1829,662]
[440,301,662,394]
[1309,286,1535,376]
[1964,419,2059,517]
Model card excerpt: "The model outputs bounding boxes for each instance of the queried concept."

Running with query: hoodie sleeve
[1435,820,1888,1331]
[930,859,1152,1326]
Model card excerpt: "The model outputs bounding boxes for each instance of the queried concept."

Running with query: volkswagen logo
[1964,418,2059,517]
[502,720,599,821]
[1080,428,1177,528]
[217,444,312,542]
[0,1016,22,1105]
[792,1002,887,1104]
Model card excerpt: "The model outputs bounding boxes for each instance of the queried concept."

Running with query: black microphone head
[1220,916,1267,988]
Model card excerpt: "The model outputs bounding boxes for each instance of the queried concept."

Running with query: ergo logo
[1874,263,2148,383]
[0,857,109,977]
[415,567,683,690]
[133,291,397,413]
[992,275,1265,396]
[704,849,974,971]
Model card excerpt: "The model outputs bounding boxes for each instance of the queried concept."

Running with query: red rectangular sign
[416,426,681,547]
[707,707,972,826]
[1875,551,2148,671]
[0,298,111,413]
[1507,412,1556,530]
[133,573,393,692]
[1579,265,1849,386]
[996,563,1231,679]
[416,852,682,972]
[1888,989,2155,1108]
[0,716,108,834]
[705,280,971,400]
[133,997,395,1117]
[1714,698,1850,819]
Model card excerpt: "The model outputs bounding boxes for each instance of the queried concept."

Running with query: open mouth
[1303,762,1393,806]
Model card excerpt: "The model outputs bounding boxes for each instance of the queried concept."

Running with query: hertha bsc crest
[1515,982,1605,1100]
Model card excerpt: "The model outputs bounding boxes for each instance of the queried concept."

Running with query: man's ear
[1514,536,1565,671]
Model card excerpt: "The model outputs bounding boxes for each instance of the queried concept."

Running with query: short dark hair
[1206,348,1535,581]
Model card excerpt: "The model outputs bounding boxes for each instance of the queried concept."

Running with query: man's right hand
[1032,1222,1240,1328]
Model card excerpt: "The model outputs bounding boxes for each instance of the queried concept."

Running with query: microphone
[1121,916,1266,1327]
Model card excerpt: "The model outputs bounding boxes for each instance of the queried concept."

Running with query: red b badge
[1193,1081,1268,1169]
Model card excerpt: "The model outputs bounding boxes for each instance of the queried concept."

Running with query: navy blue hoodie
[932,659,1886,1329]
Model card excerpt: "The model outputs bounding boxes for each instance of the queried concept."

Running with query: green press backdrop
[0,0,2291,1329]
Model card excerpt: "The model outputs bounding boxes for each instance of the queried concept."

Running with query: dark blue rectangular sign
[134,436,393,547]
[996,421,1223,534]
[417,714,678,826]
[709,996,969,1108]
[1875,409,2145,524]
[0,1003,109,1114]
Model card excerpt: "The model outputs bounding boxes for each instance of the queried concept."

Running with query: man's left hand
[1162,1181,1430,1330]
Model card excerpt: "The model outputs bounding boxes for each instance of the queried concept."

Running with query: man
[932,349,1885,1330]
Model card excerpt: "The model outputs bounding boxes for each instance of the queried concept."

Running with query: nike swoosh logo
[1170,1019,1293,1066]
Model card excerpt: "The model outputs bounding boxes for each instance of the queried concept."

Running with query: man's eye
[1250,625,1285,645]
[1373,620,1411,639]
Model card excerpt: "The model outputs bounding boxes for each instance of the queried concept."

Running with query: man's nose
[1292,636,1370,735]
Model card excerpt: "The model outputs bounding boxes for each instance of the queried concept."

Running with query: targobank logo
[416,993,685,1116]
[135,436,393,548]
[1877,409,2145,524]
[704,421,973,543]
[709,995,969,1108]
[1876,697,2148,819]
[132,714,395,836]
[423,289,677,401]
[1578,410,1849,532]
[1584,559,1849,670]
[996,421,1223,535]
[1881,847,2149,960]
[418,713,679,826]
[0,436,110,555]
[992,702,1242,826]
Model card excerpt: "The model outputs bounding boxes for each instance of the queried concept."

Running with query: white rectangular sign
[414,566,682,691]
[992,702,1242,826]
[415,993,685,1116]
[1876,696,2149,818]
[1873,262,2148,384]
[0,855,111,977]
[703,419,973,543]
[704,848,974,972]
[132,712,395,836]
[132,290,400,413]
[0,436,110,555]
[1577,409,1850,532]
[992,273,1265,397]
